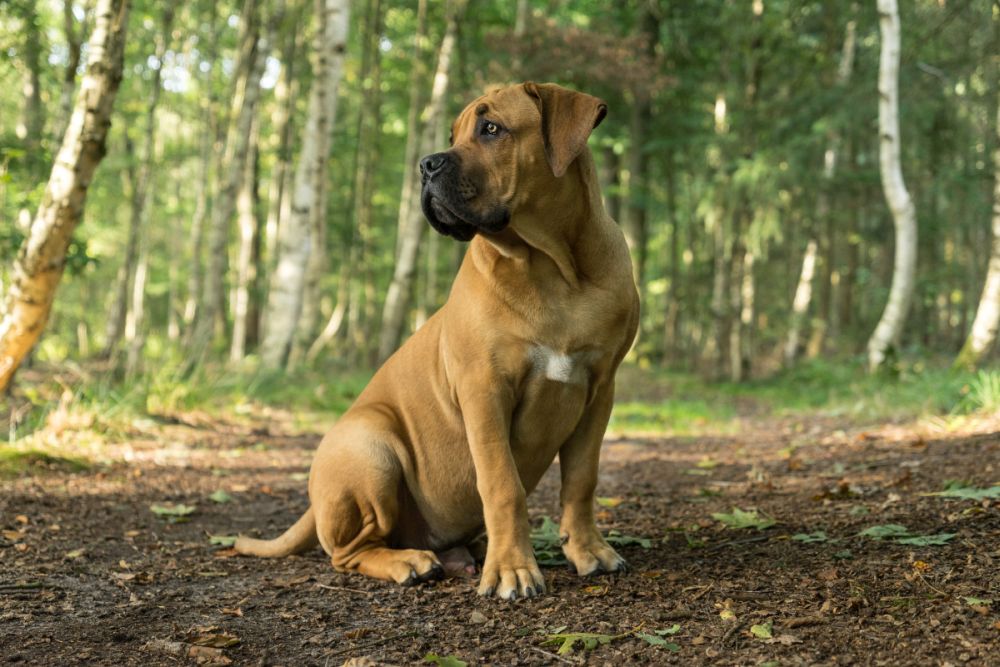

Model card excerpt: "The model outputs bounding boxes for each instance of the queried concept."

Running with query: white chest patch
[530,345,587,385]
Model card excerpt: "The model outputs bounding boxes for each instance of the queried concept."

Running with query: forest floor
[1,365,999,666]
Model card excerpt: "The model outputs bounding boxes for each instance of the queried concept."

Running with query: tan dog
[236,82,639,600]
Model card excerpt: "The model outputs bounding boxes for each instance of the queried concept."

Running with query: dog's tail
[234,507,319,557]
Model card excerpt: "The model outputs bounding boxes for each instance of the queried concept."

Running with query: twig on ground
[529,646,580,664]
[687,584,713,601]
[707,535,771,552]
[785,615,827,629]
[323,631,419,658]
[0,581,49,592]
[315,582,374,596]
[719,618,746,647]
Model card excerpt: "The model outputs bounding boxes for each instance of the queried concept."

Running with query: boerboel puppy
[236,82,639,600]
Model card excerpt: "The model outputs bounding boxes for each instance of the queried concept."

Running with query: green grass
[0,446,90,478]
[5,355,996,445]
[610,357,997,436]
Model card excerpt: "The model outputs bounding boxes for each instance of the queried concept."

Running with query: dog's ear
[523,82,607,178]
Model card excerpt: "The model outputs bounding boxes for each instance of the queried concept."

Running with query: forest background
[2,0,1000,433]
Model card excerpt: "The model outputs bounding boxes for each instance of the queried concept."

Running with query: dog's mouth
[422,193,478,242]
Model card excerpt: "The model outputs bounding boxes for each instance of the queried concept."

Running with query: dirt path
[1,413,998,666]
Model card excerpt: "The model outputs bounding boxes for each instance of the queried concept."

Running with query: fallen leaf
[792,531,828,543]
[423,653,468,667]
[542,630,617,655]
[923,484,1000,501]
[963,596,993,606]
[469,611,487,624]
[596,496,624,508]
[768,633,802,645]
[750,621,773,639]
[213,548,239,559]
[64,549,85,559]
[635,632,680,651]
[209,490,233,504]
[189,631,239,648]
[344,628,371,640]
[712,508,776,531]
[719,609,736,622]
[15,515,28,524]
[2,530,24,541]
[209,535,237,547]
[150,503,197,523]
[220,607,243,617]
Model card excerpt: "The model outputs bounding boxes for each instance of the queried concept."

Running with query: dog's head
[420,82,607,241]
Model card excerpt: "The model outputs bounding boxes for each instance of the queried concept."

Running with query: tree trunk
[56,0,84,140]
[0,0,130,393]
[954,38,1000,369]
[376,0,463,364]
[262,8,301,307]
[259,0,350,369]
[298,0,384,367]
[621,1,658,291]
[230,119,263,362]
[867,0,918,372]
[187,0,271,369]
[784,238,818,364]
[103,6,175,360]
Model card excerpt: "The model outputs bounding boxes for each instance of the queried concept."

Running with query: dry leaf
[15,515,29,524]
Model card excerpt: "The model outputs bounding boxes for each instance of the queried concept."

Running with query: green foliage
[956,371,1000,415]
[0,446,89,478]
[530,515,566,566]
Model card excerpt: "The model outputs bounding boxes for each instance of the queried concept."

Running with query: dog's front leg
[461,393,545,600]
[558,384,627,575]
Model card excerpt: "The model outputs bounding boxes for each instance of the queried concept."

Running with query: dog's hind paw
[563,535,627,577]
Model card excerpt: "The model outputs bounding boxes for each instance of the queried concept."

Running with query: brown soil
[1,411,998,666]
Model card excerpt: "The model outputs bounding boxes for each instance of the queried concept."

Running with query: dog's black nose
[419,153,447,180]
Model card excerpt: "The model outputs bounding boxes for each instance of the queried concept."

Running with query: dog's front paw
[477,552,546,600]
[562,531,627,576]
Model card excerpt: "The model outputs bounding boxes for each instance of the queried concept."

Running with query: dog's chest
[527,345,593,385]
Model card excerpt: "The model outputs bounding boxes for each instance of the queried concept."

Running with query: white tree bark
[0,0,130,392]
[259,0,350,369]
[867,0,918,372]
[376,1,461,364]
[955,86,1000,369]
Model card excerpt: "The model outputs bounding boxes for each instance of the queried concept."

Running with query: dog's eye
[482,121,500,136]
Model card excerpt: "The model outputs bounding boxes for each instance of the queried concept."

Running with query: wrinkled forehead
[450,85,538,141]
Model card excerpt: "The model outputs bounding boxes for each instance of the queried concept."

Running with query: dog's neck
[473,151,611,289]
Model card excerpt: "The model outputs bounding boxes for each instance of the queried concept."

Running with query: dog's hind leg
[311,421,444,586]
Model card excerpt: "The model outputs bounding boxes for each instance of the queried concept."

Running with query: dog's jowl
[235,82,639,601]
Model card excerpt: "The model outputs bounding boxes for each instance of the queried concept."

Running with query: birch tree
[867,0,918,373]
[954,52,1000,370]
[376,0,462,364]
[0,0,130,393]
[259,0,350,369]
